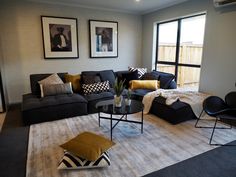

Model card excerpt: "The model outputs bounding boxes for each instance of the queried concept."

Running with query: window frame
[155,13,206,82]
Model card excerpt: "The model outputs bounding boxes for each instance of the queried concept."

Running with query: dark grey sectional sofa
[22,70,196,125]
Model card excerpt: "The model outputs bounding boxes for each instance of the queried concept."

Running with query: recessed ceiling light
[135,0,140,2]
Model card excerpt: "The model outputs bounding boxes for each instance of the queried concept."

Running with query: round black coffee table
[96,99,144,140]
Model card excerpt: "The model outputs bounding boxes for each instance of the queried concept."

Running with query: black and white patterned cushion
[128,67,147,79]
[82,81,110,95]
[58,151,110,169]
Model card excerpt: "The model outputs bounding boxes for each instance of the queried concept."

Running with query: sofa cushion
[38,73,63,85]
[81,71,101,86]
[99,70,116,88]
[121,70,139,89]
[22,93,87,111]
[115,70,129,78]
[38,73,65,98]
[81,71,100,76]
[82,81,110,95]
[128,67,147,79]
[109,88,128,97]
[152,71,175,89]
[132,89,153,97]
[83,91,114,102]
[84,91,114,114]
[82,75,101,85]
[41,82,73,97]
[30,73,67,96]
[130,80,160,90]
[141,72,159,80]
[65,74,81,93]
[169,80,177,89]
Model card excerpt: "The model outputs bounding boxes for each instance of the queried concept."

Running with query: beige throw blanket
[142,89,210,117]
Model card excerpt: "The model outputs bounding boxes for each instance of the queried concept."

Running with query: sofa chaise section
[22,93,87,125]
[22,73,88,125]
[150,96,197,124]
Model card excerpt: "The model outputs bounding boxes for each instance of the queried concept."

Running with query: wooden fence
[157,44,203,88]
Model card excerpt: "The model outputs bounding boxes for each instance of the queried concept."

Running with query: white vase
[125,98,131,106]
[114,95,123,107]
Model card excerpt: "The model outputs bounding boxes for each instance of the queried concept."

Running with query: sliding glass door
[156,14,206,90]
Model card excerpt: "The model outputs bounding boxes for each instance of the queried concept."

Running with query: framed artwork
[89,20,118,58]
[41,16,79,59]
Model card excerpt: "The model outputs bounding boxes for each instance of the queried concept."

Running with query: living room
[0,0,236,176]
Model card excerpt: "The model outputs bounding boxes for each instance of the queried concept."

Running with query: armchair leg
[195,110,232,129]
[195,109,204,128]
[209,118,218,145]
[209,118,236,146]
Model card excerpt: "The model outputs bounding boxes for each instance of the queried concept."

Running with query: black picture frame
[89,20,118,58]
[41,16,79,59]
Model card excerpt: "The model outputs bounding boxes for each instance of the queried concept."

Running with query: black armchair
[225,92,236,108]
[195,92,236,145]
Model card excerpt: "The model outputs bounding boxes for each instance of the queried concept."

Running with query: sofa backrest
[30,73,67,95]
[152,70,176,89]
[115,70,177,90]
[81,70,116,88]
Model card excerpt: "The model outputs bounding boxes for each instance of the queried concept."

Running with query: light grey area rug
[26,113,236,177]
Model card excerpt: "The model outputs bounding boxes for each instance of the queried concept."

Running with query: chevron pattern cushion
[128,67,147,79]
[58,151,110,169]
[82,81,110,95]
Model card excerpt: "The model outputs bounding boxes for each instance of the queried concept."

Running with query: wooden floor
[26,113,236,177]
[0,113,6,132]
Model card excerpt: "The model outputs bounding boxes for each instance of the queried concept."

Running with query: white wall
[0,39,8,111]
[0,0,142,104]
[142,0,236,98]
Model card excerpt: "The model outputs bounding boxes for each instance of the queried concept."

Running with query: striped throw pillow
[58,151,110,169]
[128,67,147,79]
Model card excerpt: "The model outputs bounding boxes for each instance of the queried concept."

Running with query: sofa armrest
[168,80,177,89]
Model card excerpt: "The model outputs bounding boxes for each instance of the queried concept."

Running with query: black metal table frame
[97,110,144,141]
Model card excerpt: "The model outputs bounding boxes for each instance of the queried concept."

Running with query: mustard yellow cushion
[60,132,115,161]
[65,74,81,93]
[130,80,160,90]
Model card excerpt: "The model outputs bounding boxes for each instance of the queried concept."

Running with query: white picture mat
[90,21,118,57]
[42,17,78,58]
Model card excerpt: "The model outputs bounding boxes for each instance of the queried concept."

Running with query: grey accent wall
[142,0,236,98]
[0,0,142,103]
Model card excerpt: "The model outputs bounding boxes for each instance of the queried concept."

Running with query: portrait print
[89,20,118,58]
[41,16,78,59]
[95,27,113,52]
[49,24,72,52]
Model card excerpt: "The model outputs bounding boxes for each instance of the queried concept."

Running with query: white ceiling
[28,0,188,14]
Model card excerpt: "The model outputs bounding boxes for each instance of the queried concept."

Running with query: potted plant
[114,78,125,107]
[125,89,132,106]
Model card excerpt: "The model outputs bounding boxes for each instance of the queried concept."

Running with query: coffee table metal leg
[110,114,113,141]
[141,110,143,133]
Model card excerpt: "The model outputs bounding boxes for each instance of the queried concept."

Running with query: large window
[156,14,206,90]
